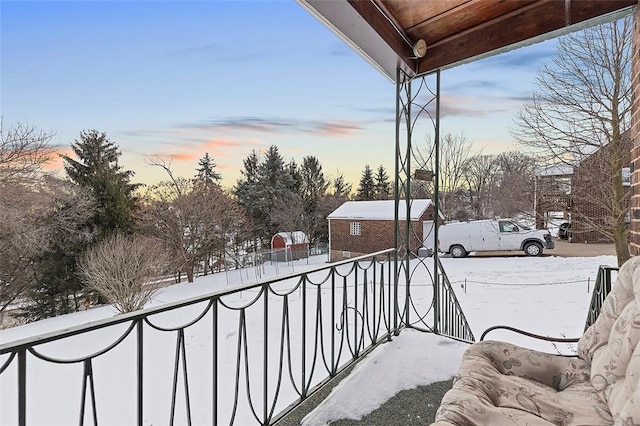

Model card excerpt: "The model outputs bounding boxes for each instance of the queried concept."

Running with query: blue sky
[1,0,557,189]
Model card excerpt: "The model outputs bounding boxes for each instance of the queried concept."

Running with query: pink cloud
[145,136,264,164]
[314,122,361,136]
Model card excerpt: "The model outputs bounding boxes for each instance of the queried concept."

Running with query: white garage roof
[272,231,309,246]
[327,199,436,221]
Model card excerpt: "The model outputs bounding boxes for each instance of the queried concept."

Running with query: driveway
[467,239,616,258]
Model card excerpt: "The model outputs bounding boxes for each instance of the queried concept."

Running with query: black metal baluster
[137,319,143,426]
[79,359,98,426]
[263,285,268,425]
[18,349,26,426]
[212,299,218,426]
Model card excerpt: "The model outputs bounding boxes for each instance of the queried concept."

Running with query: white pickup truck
[436,219,554,257]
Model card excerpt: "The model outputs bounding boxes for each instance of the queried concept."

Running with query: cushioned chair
[431,255,640,425]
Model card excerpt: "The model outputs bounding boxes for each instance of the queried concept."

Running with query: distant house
[534,139,631,243]
[270,231,309,262]
[533,164,573,229]
[327,199,438,262]
[570,140,631,243]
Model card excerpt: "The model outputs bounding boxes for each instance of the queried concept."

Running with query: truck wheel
[524,242,543,256]
[450,245,467,258]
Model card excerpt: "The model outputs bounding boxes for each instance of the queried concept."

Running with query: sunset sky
[1,0,559,190]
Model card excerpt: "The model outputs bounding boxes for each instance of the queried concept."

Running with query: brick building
[327,199,438,262]
[534,164,573,230]
[534,141,630,244]
[571,141,631,243]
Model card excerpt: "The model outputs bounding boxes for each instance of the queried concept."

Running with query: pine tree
[260,145,289,187]
[332,172,352,199]
[300,156,328,213]
[356,165,375,200]
[374,165,391,200]
[299,156,329,242]
[62,130,140,237]
[195,153,222,185]
[287,159,302,193]
[235,150,262,248]
[241,150,260,183]
[235,146,297,245]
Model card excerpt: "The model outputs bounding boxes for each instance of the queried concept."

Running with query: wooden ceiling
[298,0,637,82]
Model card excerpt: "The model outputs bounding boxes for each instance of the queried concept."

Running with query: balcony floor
[277,374,452,425]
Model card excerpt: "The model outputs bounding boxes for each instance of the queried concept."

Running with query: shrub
[79,233,169,313]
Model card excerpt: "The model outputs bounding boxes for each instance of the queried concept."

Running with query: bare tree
[464,155,500,220]
[79,233,169,313]
[0,123,94,322]
[0,177,96,320]
[418,132,478,220]
[143,159,249,282]
[0,120,55,186]
[512,17,632,265]
[142,177,207,282]
[492,151,537,219]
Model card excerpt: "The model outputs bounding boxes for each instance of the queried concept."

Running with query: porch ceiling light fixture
[412,39,427,58]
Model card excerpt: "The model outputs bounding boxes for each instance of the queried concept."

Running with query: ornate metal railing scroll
[0,250,394,426]
[394,68,474,344]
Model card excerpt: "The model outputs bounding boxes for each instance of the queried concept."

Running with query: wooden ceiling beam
[416,0,637,74]
[570,0,636,23]
[388,0,470,30]
[347,0,417,72]
[407,0,539,45]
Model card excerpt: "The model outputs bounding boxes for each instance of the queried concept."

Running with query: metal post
[404,88,412,328]
[137,320,143,426]
[393,67,402,334]
[18,349,26,426]
[263,286,268,424]
[433,70,441,334]
[212,301,218,426]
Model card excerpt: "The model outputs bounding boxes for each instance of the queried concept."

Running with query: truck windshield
[514,221,531,230]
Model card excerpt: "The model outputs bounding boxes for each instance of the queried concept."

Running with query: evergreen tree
[332,172,352,199]
[260,145,289,187]
[374,165,391,200]
[17,180,97,320]
[258,146,296,239]
[299,156,329,242]
[300,156,328,212]
[287,159,302,193]
[235,150,262,248]
[241,150,260,183]
[62,130,140,237]
[235,145,296,245]
[195,152,222,185]
[356,165,376,200]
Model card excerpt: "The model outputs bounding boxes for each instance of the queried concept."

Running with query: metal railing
[402,255,475,343]
[0,248,473,425]
[584,264,619,331]
[434,257,475,342]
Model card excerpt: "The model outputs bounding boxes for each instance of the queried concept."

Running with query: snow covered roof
[534,164,574,177]
[327,199,437,221]
[271,231,309,246]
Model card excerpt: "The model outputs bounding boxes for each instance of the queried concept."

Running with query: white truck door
[498,220,522,250]
[423,221,435,251]
[480,221,500,251]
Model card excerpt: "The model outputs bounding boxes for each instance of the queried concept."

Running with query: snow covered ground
[0,252,618,425]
